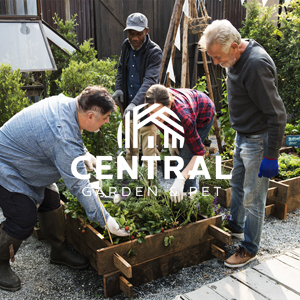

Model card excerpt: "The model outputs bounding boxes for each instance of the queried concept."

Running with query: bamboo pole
[159,0,185,83]
[166,0,185,87]
[191,0,223,154]
[180,0,189,88]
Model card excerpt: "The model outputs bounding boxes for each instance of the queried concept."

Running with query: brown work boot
[224,224,244,239]
[224,246,256,269]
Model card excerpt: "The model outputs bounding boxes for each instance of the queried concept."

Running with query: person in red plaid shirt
[145,84,215,202]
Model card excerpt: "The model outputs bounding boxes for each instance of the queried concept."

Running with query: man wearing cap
[112,13,162,176]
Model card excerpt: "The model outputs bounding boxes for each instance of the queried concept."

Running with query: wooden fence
[40,0,246,111]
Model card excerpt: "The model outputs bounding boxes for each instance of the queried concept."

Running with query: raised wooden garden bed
[269,177,300,214]
[65,213,231,298]
[217,150,300,220]
[199,182,231,208]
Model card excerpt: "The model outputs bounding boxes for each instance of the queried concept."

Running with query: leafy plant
[193,76,208,94]
[0,64,31,126]
[278,152,300,180]
[199,157,231,189]
[239,0,300,123]
[239,1,278,60]
[218,79,235,157]
[276,0,300,123]
[63,166,224,245]
[285,122,300,135]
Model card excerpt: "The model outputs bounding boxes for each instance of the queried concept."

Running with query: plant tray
[65,213,231,298]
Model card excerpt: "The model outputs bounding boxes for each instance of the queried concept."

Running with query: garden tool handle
[96,193,113,244]
[92,168,113,244]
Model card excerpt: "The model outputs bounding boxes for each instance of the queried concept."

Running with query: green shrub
[57,58,118,97]
[240,0,300,122]
[276,0,300,122]
[239,1,278,60]
[46,13,79,96]
[0,64,30,126]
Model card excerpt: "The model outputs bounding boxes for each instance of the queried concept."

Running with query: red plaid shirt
[160,88,215,156]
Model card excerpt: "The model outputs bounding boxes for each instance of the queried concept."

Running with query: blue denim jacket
[0,94,110,226]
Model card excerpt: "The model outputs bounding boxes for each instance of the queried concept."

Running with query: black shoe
[224,224,244,239]
[50,241,89,270]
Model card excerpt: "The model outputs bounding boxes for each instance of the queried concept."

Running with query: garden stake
[96,193,113,244]
[92,167,113,244]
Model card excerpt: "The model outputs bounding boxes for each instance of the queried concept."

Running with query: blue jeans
[229,132,269,256]
[179,115,215,192]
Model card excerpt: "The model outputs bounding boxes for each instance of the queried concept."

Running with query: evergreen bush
[0,64,30,126]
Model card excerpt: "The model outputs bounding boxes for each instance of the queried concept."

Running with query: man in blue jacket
[0,86,128,291]
[112,13,162,176]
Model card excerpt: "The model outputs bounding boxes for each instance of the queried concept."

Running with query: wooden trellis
[160,0,222,154]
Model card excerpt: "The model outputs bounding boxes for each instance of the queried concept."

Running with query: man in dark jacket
[112,13,162,176]
[200,20,286,269]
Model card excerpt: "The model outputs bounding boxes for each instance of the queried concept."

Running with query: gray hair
[77,85,116,118]
[199,19,241,53]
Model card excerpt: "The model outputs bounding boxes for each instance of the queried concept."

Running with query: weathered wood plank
[65,214,110,250]
[291,248,300,257]
[96,215,222,275]
[211,244,225,261]
[183,285,227,300]
[113,253,132,278]
[207,276,266,300]
[119,276,133,298]
[267,186,277,198]
[103,237,219,297]
[285,251,300,261]
[217,187,231,208]
[286,194,300,213]
[276,254,300,271]
[265,204,275,216]
[254,258,300,295]
[232,268,300,300]
[266,198,287,220]
[268,180,290,203]
[209,224,231,245]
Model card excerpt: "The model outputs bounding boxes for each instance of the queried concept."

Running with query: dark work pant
[0,185,60,240]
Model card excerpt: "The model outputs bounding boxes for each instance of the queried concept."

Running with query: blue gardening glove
[258,157,279,178]
[124,103,136,120]
[112,90,124,107]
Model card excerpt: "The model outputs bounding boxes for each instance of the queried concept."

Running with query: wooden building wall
[40,0,246,111]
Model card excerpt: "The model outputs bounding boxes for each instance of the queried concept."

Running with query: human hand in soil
[106,217,130,236]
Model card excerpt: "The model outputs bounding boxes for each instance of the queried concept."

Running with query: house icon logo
[117,104,185,150]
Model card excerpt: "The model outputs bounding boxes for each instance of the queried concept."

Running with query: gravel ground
[1,138,300,300]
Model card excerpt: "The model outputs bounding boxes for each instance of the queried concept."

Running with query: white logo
[117,104,185,150]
